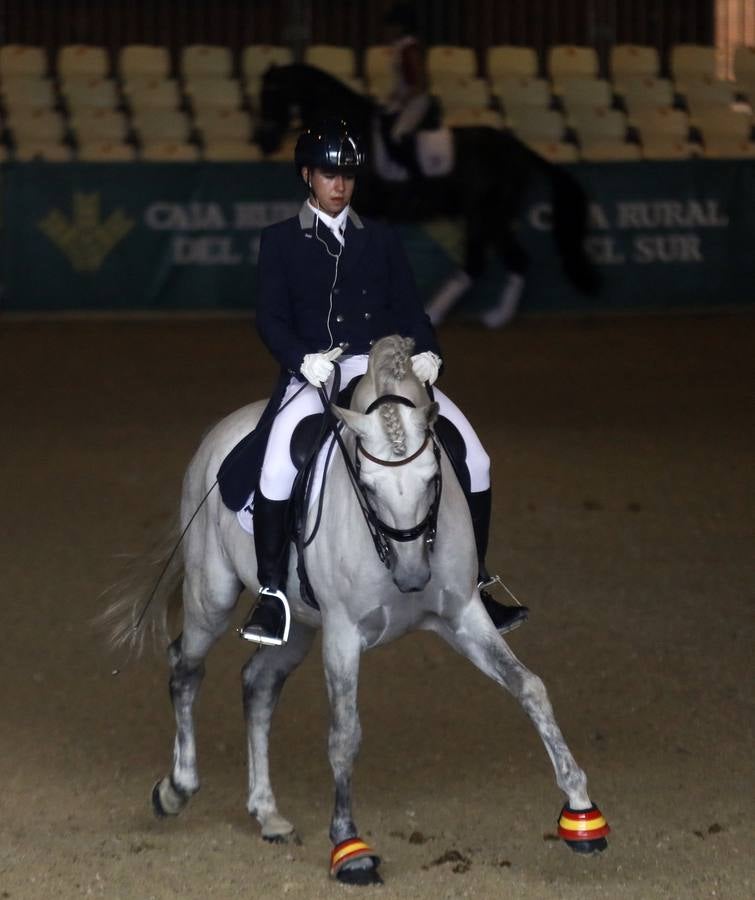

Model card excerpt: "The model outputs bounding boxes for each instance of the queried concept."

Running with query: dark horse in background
[257,64,600,327]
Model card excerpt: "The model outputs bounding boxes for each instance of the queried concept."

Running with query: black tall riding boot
[467,488,529,634]
[238,493,292,646]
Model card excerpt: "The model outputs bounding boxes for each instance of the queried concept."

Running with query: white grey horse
[104,334,609,886]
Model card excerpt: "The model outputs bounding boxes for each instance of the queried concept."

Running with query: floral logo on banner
[38,193,134,272]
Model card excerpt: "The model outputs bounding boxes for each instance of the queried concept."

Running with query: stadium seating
[443,108,503,128]
[570,107,628,142]
[615,76,675,113]
[683,77,739,115]
[696,108,752,142]
[670,44,717,84]
[194,109,254,142]
[181,45,233,79]
[141,141,200,161]
[433,76,490,112]
[507,107,566,143]
[0,45,48,78]
[733,45,755,96]
[304,45,363,91]
[493,76,551,114]
[427,45,477,82]
[527,140,579,162]
[560,77,613,112]
[60,77,119,112]
[118,45,171,80]
[124,78,181,112]
[78,140,136,161]
[701,137,755,158]
[14,141,72,161]
[70,108,129,142]
[609,45,660,80]
[7,109,66,143]
[184,77,243,112]
[580,140,641,161]
[132,109,192,143]
[486,45,538,79]
[1,76,56,112]
[640,136,693,160]
[58,45,109,79]
[242,45,294,109]
[548,45,599,87]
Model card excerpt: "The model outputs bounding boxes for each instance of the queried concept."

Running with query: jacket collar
[298,201,364,231]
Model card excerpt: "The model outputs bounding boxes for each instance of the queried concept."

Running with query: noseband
[353,394,443,561]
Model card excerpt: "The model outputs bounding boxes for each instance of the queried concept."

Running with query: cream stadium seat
[78,140,136,161]
[696,108,752,142]
[203,140,263,161]
[609,45,660,80]
[580,139,641,161]
[132,109,191,143]
[181,45,233,79]
[527,139,579,162]
[195,109,253,142]
[443,108,503,128]
[433,76,490,112]
[304,44,363,91]
[70,108,128,142]
[118,45,171,80]
[364,45,394,83]
[548,45,599,87]
[640,136,693,160]
[733,45,755,97]
[141,140,200,161]
[701,136,755,158]
[242,45,294,109]
[507,107,565,143]
[0,76,56,111]
[184,77,243,111]
[616,76,675,113]
[0,45,47,78]
[561,77,613,112]
[570,107,628,142]
[124,78,181,111]
[670,44,716,84]
[14,140,72,161]
[7,109,65,142]
[57,45,109,79]
[493,76,551,114]
[632,107,690,140]
[683,77,739,115]
[486,45,538,79]
[60,77,119,112]
[367,74,394,104]
[427,45,477,82]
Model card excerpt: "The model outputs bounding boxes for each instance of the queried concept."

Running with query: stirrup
[478,574,529,634]
[238,587,291,646]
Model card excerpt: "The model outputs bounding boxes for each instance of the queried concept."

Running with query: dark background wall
[0,0,715,77]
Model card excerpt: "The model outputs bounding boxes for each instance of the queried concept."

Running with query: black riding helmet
[294,119,365,183]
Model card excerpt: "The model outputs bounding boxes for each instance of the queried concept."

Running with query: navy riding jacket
[256,202,441,376]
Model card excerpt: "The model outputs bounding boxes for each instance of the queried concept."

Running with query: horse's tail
[94,522,184,659]
[514,134,602,295]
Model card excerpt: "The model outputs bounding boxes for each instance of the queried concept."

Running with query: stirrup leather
[238,587,291,646]
[478,573,524,606]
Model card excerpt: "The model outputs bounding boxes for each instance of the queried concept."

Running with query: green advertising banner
[1,159,754,313]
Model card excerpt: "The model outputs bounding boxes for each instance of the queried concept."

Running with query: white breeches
[259,355,490,501]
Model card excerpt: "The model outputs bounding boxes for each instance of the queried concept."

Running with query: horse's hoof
[151,780,167,818]
[557,803,610,853]
[331,838,382,885]
[151,777,190,818]
[263,831,300,845]
[336,864,384,886]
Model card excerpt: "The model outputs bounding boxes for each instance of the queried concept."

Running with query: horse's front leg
[436,599,610,853]
[242,621,316,842]
[322,621,382,885]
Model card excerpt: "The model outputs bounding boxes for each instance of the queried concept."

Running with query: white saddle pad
[236,433,337,535]
[371,122,454,181]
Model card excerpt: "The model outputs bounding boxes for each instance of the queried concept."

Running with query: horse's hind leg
[437,604,592,811]
[242,621,315,842]
[152,566,241,818]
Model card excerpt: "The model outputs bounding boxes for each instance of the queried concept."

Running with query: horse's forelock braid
[379,402,407,456]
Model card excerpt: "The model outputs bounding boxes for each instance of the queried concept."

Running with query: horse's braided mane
[372,335,415,457]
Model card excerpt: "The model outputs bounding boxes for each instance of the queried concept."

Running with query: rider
[239,119,528,646]
[379,1,440,175]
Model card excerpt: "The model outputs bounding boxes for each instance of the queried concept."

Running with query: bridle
[321,385,443,569]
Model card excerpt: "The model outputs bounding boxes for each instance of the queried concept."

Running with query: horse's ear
[331,404,371,439]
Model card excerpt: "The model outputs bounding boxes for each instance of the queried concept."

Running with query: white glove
[411,351,441,385]
[300,347,343,387]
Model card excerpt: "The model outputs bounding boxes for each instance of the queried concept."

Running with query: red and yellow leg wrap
[557,804,611,842]
[330,837,380,877]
